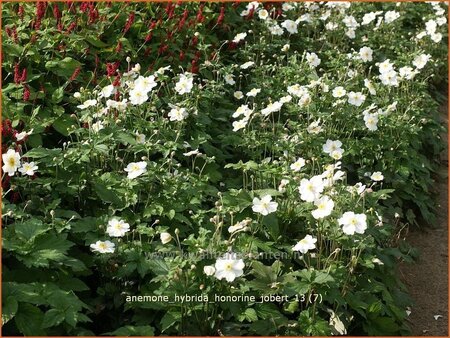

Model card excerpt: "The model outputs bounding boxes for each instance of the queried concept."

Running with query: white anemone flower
[299,176,325,202]
[292,235,317,254]
[338,212,367,235]
[106,218,130,237]
[2,149,21,176]
[214,252,245,282]
[18,162,38,176]
[175,73,194,95]
[90,240,115,253]
[124,161,147,179]
[77,99,97,110]
[370,171,384,181]
[252,195,278,216]
[281,19,298,34]
[290,158,306,172]
[311,196,334,219]
[168,106,188,122]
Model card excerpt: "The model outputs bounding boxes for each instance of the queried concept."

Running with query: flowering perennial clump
[1,1,447,336]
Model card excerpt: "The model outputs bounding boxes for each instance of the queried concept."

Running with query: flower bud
[160,232,172,244]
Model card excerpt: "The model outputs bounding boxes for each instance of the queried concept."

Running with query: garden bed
[1,1,448,336]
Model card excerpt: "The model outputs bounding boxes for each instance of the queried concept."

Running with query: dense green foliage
[1,2,447,336]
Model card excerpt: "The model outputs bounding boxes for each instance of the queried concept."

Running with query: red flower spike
[23,85,30,101]
[182,9,189,20]
[18,5,24,20]
[66,20,77,34]
[123,11,135,34]
[217,6,225,25]
[20,69,27,83]
[69,67,81,82]
[1,120,12,138]
[34,19,42,30]
[53,4,61,20]
[14,63,20,84]
[275,8,282,19]
[12,26,18,43]
[145,32,153,43]
[115,41,123,53]
[158,43,168,55]
[190,59,199,74]
[106,62,120,77]
[80,2,89,13]
[36,2,46,20]
[113,75,121,87]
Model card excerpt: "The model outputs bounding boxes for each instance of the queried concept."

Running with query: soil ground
[398,101,448,336]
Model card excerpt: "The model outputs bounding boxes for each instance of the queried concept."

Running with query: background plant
[2,1,447,336]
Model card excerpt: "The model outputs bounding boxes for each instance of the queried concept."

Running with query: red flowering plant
[1,2,447,337]
[2,1,249,144]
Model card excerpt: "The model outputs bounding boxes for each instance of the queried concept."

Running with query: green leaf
[116,131,137,145]
[27,134,43,148]
[3,43,23,57]
[147,258,169,276]
[93,181,124,207]
[85,36,109,48]
[42,309,65,328]
[45,57,81,78]
[14,219,49,242]
[53,116,75,136]
[262,213,279,240]
[143,204,164,218]
[160,311,181,332]
[109,325,155,336]
[51,87,65,104]
[368,300,383,314]
[14,303,46,336]
[312,271,334,285]
[23,147,61,159]
[249,320,275,335]
[94,144,109,154]
[58,277,90,292]
[2,297,18,325]
[251,261,274,282]
[242,308,258,322]
[253,189,282,197]
[167,209,176,220]
[254,303,284,320]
